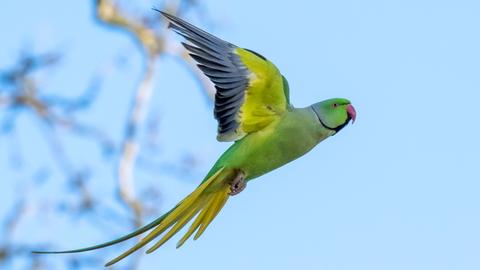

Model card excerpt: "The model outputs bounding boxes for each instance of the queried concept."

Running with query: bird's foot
[229,170,246,196]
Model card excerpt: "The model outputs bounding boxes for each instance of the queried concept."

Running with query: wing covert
[159,11,290,141]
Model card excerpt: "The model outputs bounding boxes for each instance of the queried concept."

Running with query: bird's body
[33,10,356,267]
[209,106,333,182]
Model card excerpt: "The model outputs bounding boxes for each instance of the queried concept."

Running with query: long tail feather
[145,197,206,254]
[175,200,211,248]
[104,167,231,266]
[34,167,232,268]
[194,189,229,240]
[31,208,175,254]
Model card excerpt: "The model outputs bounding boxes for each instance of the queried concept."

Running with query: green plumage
[209,106,334,181]
[32,10,356,267]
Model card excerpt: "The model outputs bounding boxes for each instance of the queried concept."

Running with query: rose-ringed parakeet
[34,10,357,266]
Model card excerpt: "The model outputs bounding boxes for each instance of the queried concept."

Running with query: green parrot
[34,10,356,266]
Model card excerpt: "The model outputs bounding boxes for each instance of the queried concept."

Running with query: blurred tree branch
[95,0,179,227]
[0,0,217,269]
[95,0,216,227]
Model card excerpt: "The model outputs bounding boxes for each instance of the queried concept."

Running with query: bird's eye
[333,103,338,108]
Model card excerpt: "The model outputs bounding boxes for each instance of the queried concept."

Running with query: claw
[229,170,246,196]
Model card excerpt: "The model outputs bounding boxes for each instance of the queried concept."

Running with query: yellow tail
[105,167,231,266]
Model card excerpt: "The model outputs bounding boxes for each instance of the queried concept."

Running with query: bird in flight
[34,10,357,266]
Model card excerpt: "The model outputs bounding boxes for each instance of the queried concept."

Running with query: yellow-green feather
[234,48,288,134]
[104,167,230,267]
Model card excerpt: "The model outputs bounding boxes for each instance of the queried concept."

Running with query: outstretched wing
[160,11,291,141]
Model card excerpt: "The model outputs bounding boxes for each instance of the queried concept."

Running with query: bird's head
[311,98,356,134]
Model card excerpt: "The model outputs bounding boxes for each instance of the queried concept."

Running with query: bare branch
[117,59,156,223]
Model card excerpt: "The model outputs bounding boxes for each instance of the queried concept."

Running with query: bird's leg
[229,170,246,196]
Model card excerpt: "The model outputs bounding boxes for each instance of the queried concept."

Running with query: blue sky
[1,1,479,269]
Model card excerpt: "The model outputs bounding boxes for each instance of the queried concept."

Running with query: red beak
[347,104,357,123]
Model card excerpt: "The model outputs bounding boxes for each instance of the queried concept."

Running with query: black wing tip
[151,7,166,16]
[152,8,173,21]
[152,8,178,22]
[152,8,184,31]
